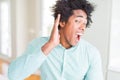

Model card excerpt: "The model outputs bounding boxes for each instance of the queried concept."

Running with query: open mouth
[77,34,80,40]
[76,33,83,41]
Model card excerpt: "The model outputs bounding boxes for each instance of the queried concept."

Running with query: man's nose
[79,24,86,31]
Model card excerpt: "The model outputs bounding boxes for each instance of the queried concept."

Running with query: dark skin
[42,9,87,55]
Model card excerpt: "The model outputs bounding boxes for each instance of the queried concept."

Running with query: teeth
[76,33,83,36]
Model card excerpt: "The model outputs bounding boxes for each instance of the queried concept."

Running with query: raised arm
[8,14,61,80]
[8,38,47,80]
[42,14,61,55]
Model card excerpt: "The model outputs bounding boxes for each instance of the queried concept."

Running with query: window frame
[108,0,120,72]
[0,0,13,62]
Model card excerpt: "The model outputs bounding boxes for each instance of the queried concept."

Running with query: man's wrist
[41,41,55,55]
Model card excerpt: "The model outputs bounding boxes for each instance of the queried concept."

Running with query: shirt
[8,37,103,80]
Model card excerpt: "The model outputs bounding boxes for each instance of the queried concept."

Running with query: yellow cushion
[25,74,40,80]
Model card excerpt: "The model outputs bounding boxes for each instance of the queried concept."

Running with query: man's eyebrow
[76,15,87,19]
[76,15,83,17]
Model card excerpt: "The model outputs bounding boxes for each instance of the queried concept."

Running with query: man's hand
[41,14,61,55]
[49,14,61,46]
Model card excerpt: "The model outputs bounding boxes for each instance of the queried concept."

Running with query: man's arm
[8,14,61,80]
[42,14,61,55]
[8,40,47,80]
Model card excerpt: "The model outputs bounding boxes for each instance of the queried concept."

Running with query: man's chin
[73,39,81,46]
[72,42,79,46]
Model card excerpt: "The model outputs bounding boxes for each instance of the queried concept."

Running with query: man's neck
[59,30,72,49]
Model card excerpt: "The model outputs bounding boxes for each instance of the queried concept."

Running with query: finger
[54,14,61,28]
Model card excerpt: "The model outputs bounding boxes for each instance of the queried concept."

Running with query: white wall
[107,0,120,79]
[107,70,120,80]
[11,0,41,57]
[16,0,28,57]
[83,0,112,79]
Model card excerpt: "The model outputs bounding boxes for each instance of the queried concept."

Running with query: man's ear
[59,21,65,28]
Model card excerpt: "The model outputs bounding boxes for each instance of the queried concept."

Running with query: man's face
[60,9,87,48]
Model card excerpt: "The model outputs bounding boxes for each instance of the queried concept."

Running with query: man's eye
[75,20,80,23]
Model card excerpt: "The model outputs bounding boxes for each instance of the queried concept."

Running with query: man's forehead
[73,14,87,20]
[72,9,87,19]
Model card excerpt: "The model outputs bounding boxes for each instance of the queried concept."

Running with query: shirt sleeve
[84,47,104,80]
[8,38,47,80]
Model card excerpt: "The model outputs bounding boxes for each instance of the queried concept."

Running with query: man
[8,0,103,80]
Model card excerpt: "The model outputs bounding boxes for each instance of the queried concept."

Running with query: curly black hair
[52,0,95,28]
